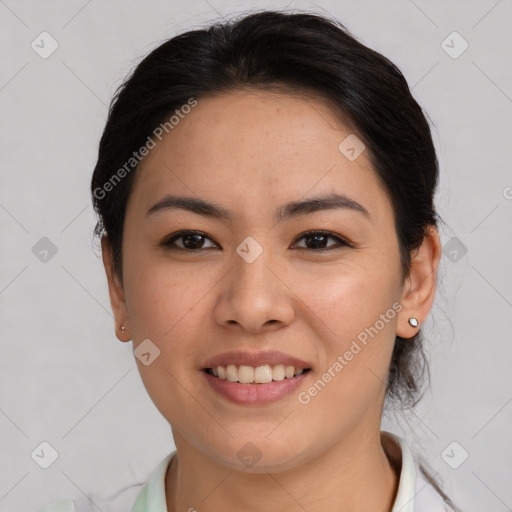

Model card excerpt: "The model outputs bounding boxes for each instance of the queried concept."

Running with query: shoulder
[33,498,76,512]
[130,451,176,511]
[34,452,175,512]
[381,431,453,512]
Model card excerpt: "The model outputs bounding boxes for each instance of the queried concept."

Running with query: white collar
[130,431,447,511]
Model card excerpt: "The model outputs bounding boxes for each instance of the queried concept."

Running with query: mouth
[201,350,313,404]
[202,364,312,405]
[203,364,312,384]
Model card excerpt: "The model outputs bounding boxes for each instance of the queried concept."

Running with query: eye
[160,230,352,252]
[292,230,351,252]
[161,230,218,251]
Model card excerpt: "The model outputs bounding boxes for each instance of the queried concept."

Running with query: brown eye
[160,229,351,252]
[162,231,218,251]
[292,231,350,251]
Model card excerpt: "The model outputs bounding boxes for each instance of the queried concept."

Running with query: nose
[213,245,295,334]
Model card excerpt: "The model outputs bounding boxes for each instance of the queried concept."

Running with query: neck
[165,428,399,512]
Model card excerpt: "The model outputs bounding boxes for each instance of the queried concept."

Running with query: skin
[102,88,441,512]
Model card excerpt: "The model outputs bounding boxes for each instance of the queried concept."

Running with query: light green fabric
[130,451,176,512]
[33,498,76,512]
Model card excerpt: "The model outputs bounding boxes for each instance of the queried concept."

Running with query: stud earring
[121,325,126,334]
[408,317,418,328]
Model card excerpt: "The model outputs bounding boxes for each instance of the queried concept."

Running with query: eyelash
[160,230,353,253]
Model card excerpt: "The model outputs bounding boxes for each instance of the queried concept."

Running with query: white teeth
[209,364,308,384]
[272,364,285,381]
[238,365,254,384]
[254,365,272,383]
[226,364,238,382]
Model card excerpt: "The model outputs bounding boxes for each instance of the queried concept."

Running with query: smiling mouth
[204,364,311,384]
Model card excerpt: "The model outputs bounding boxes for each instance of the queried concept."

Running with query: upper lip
[202,350,312,370]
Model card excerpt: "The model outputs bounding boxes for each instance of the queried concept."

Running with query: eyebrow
[146,192,371,223]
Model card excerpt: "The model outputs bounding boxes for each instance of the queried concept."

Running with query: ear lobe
[396,226,442,339]
[101,235,130,342]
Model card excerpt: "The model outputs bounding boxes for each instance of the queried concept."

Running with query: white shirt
[35,431,450,512]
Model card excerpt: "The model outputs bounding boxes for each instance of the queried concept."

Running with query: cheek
[294,263,398,396]
[124,264,211,424]
[293,262,396,338]
[124,257,208,341]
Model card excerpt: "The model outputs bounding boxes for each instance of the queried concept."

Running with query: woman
[40,9,461,512]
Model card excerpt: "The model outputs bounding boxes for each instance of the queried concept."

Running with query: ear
[396,225,442,339]
[101,235,131,342]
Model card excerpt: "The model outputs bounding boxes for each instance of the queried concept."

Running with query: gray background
[1,0,511,511]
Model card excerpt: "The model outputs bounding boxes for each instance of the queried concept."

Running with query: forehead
[127,88,391,222]
[146,88,358,170]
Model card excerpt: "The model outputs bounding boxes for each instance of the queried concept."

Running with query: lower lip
[202,370,310,405]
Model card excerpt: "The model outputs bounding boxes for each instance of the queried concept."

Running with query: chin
[210,438,307,474]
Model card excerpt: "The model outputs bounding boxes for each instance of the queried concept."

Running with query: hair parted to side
[90,10,459,510]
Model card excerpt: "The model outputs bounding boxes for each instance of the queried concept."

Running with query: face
[103,88,437,472]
